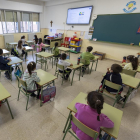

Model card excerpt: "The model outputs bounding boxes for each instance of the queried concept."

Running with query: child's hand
[70,64,73,66]
[7,58,11,61]
[107,68,110,72]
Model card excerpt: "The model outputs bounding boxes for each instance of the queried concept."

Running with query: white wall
[45,0,140,31]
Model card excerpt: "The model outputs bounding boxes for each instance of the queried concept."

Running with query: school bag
[14,66,22,78]
[11,48,19,57]
[39,86,56,103]
[126,89,137,103]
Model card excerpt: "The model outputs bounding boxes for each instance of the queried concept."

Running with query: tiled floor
[0,51,140,140]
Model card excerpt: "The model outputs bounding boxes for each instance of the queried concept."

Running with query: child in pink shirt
[72,91,114,140]
[37,38,45,52]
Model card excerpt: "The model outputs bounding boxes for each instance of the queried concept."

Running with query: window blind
[14,12,17,22]
[33,13,39,21]
[6,11,14,22]
[23,13,30,21]
[1,11,5,21]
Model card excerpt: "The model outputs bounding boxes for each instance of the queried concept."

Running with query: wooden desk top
[9,42,18,45]
[3,49,10,54]
[0,83,11,101]
[8,57,23,66]
[36,69,57,86]
[25,46,33,50]
[27,41,33,43]
[67,92,123,139]
[36,52,54,58]
[66,59,83,69]
[58,47,70,51]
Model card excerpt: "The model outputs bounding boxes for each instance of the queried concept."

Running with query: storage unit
[92,51,106,60]
[45,38,63,48]
[69,38,82,54]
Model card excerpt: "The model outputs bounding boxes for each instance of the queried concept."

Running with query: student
[16,40,27,59]
[100,64,123,95]
[122,56,126,63]
[0,49,12,80]
[72,91,114,140]
[123,55,138,70]
[33,35,38,44]
[23,61,41,99]
[58,53,73,80]
[52,42,61,58]
[21,35,28,46]
[80,46,95,71]
[37,38,45,52]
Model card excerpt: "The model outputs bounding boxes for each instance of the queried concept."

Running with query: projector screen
[66,6,93,25]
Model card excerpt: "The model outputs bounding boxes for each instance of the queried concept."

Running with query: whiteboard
[28,33,35,41]
[3,34,14,48]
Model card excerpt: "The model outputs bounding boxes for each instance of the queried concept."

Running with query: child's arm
[90,53,95,60]
[1,57,10,64]
[32,73,40,83]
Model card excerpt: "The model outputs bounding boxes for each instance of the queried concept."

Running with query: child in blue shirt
[0,49,12,80]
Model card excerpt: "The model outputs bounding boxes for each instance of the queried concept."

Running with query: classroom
[0,0,140,140]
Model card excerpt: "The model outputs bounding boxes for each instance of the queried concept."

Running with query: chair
[98,80,122,107]
[0,70,10,81]
[16,76,34,110]
[62,113,99,140]
[121,69,137,77]
[55,64,70,85]
[80,59,90,77]
[6,43,10,51]
[61,37,71,48]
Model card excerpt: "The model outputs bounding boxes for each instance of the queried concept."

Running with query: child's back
[53,42,60,56]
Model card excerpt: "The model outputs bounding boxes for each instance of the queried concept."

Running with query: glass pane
[15,22,18,33]
[23,13,30,21]
[23,21,31,32]
[2,22,7,33]
[33,22,39,32]
[0,22,3,34]
[21,21,23,32]
[7,22,15,33]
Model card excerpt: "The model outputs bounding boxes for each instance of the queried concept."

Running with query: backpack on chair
[11,48,19,57]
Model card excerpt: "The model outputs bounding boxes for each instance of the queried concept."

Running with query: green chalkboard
[92,13,140,45]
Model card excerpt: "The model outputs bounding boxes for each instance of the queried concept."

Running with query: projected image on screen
[67,6,93,25]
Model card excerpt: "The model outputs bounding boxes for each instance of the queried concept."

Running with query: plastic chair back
[57,64,64,71]
[17,77,27,87]
[104,80,121,91]
[71,114,99,139]
[121,69,137,77]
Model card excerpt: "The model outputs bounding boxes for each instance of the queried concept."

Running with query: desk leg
[95,59,98,71]
[36,54,37,63]
[69,51,70,59]
[40,86,43,107]
[122,87,133,108]
[71,70,75,86]
[45,58,47,71]
[21,63,23,73]
[79,67,81,81]
[32,50,34,60]
[90,61,94,74]
[63,111,72,133]
[52,56,53,68]
[6,99,14,119]
[10,66,12,81]
[53,80,55,86]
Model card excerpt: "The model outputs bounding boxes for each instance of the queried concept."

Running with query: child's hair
[123,56,126,60]
[111,64,122,74]
[87,91,104,121]
[0,48,3,55]
[38,38,43,45]
[54,42,58,50]
[17,40,23,49]
[127,55,138,70]
[87,46,93,52]
[21,35,25,39]
[27,61,36,75]
[61,53,67,60]
[34,35,38,44]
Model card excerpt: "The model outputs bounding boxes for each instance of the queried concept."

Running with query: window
[0,10,40,34]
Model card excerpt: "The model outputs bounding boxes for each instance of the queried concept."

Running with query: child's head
[127,55,138,70]
[0,48,3,56]
[34,35,38,39]
[38,38,43,44]
[111,64,122,74]
[27,61,36,75]
[123,56,126,60]
[87,91,104,121]
[55,42,58,48]
[61,53,67,60]
[18,40,23,49]
[86,46,93,52]
[21,35,25,39]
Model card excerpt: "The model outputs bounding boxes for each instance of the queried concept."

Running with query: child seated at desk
[72,91,114,140]
[52,42,61,58]
[33,35,38,44]
[16,40,27,60]
[0,49,12,80]
[23,61,41,99]
[58,53,73,80]
[37,38,45,52]
[80,46,95,72]
[21,35,28,46]
[123,55,138,70]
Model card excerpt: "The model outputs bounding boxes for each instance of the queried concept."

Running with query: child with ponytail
[52,42,61,58]
[23,61,41,99]
[124,55,138,70]
[72,91,114,140]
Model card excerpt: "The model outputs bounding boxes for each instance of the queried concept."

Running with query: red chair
[61,37,71,48]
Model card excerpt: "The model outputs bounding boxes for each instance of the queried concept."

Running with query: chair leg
[26,95,30,111]
[17,88,21,101]
[62,73,64,85]
[0,71,1,81]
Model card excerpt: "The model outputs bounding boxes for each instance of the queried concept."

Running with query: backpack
[39,86,56,103]
[11,48,19,57]
[14,66,22,78]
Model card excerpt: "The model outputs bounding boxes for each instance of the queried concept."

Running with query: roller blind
[33,13,39,21]
[6,11,14,22]
[14,12,17,22]
[23,13,30,21]
[1,11,5,22]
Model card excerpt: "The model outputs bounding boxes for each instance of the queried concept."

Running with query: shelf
[69,45,81,48]
[70,50,80,54]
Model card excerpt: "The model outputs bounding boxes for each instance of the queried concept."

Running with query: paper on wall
[52,29,57,33]
[84,31,92,39]
[80,31,84,36]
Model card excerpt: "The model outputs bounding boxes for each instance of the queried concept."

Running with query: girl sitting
[37,38,46,52]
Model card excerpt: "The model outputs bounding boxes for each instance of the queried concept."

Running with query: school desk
[63,92,123,140]
[36,69,57,107]
[58,47,70,59]
[0,83,14,119]
[9,42,18,48]
[66,59,83,86]
[26,40,34,46]
[36,52,54,71]
[25,46,34,59]
[3,49,10,57]
[8,57,23,81]
[90,55,100,73]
